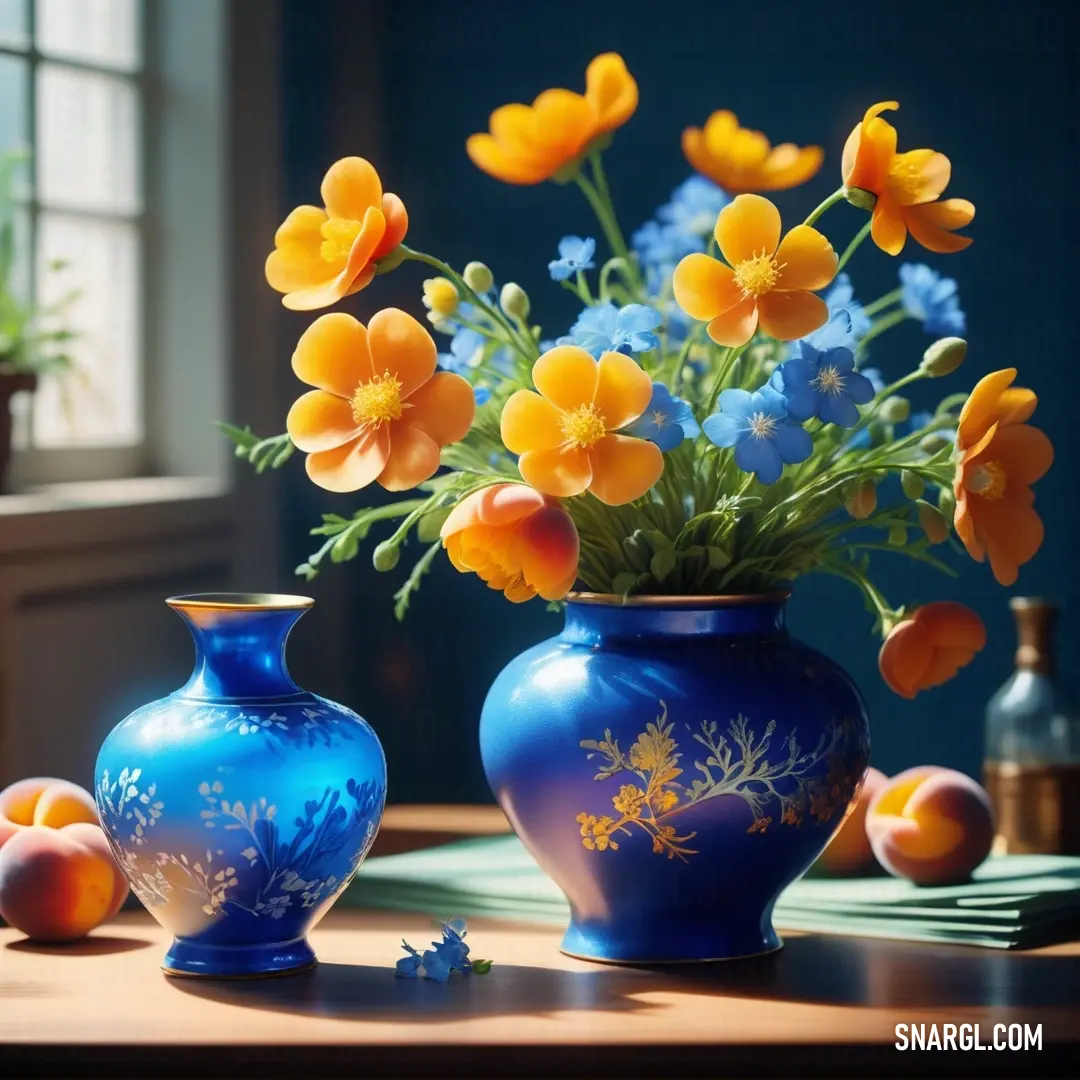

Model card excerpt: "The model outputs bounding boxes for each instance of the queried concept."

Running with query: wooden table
[2,807,1079,1079]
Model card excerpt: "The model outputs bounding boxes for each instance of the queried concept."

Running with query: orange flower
[286,309,474,493]
[265,157,408,311]
[672,194,837,347]
[682,110,823,193]
[879,602,987,699]
[953,369,1053,586]
[441,484,580,603]
[500,345,662,505]
[841,102,974,256]
[467,53,638,185]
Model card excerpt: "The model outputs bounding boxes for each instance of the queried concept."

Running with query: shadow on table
[171,931,1080,1023]
[4,934,153,958]
[169,959,655,1022]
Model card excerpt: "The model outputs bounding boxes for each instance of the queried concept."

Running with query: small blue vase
[95,593,386,977]
[480,592,870,964]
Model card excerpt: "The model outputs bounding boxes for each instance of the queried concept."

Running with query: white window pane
[35,0,139,71]
[32,213,141,447]
[0,54,29,171]
[0,0,27,48]
[36,63,140,213]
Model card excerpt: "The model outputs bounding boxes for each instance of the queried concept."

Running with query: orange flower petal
[957,368,1019,449]
[292,312,373,397]
[919,645,978,690]
[512,502,580,600]
[588,434,663,505]
[986,424,1054,489]
[305,429,389,493]
[373,192,409,259]
[904,199,975,254]
[888,149,951,206]
[466,133,553,185]
[953,490,983,562]
[531,88,595,156]
[585,53,638,133]
[841,101,899,192]
[518,445,593,498]
[406,371,476,447]
[286,389,360,453]
[706,296,759,347]
[592,351,652,430]
[320,157,382,221]
[913,601,987,651]
[879,619,932,699]
[265,206,330,294]
[978,501,1044,587]
[532,345,598,412]
[757,289,829,341]
[714,194,781,265]
[870,198,908,256]
[501,389,566,454]
[367,307,437,400]
[378,422,441,491]
[773,225,838,291]
[995,388,1038,429]
[672,253,741,321]
[441,483,546,537]
[758,144,824,192]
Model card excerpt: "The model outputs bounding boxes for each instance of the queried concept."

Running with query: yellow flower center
[561,403,608,449]
[351,372,405,427]
[320,218,362,263]
[423,277,459,317]
[813,366,845,395]
[748,411,776,440]
[966,460,1007,501]
[733,251,779,298]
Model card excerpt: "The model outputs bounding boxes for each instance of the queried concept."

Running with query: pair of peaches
[0,778,128,941]
[816,765,994,884]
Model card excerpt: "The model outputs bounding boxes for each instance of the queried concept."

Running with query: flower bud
[901,469,925,500]
[463,261,494,293]
[938,486,957,518]
[887,525,908,547]
[372,540,400,572]
[845,479,877,521]
[879,395,910,424]
[500,282,530,320]
[920,336,967,378]
[917,500,951,545]
[422,277,459,319]
[919,431,951,455]
[430,318,456,336]
[843,185,877,211]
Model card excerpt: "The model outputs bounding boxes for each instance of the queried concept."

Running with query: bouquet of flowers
[226,53,1053,700]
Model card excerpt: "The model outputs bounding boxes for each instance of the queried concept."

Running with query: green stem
[575,160,642,298]
[862,287,903,318]
[856,308,911,356]
[803,187,846,228]
[401,247,536,360]
[837,220,872,273]
[703,342,749,418]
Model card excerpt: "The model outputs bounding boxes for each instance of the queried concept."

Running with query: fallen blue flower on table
[395,918,492,980]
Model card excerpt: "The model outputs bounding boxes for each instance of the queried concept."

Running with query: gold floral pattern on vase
[576,701,864,861]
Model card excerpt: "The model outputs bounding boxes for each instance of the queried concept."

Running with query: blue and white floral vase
[95,593,386,977]
[480,592,870,964]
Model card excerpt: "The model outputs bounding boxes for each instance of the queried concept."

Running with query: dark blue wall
[279,0,1079,800]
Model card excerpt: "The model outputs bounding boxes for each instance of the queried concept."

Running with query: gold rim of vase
[565,590,792,608]
[166,592,315,612]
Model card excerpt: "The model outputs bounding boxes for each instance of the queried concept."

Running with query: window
[1,0,144,467]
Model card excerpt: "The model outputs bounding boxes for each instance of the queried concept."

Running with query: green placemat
[346,834,1080,949]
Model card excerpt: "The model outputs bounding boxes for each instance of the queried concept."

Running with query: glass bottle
[983,598,1080,854]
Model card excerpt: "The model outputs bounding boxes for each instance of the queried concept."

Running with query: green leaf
[706,545,731,570]
[471,959,493,974]
[650,548,677,582]
[216,421,259,451]
[393,540,443,622]
[611,571,641,597]
[330,529,360,564]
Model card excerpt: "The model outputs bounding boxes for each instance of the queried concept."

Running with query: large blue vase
[480,593,870,963]
[94,593,386,977]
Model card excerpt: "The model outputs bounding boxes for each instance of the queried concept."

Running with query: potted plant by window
[0,153,77,493]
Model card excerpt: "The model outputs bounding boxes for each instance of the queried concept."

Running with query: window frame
[1,0,150,481]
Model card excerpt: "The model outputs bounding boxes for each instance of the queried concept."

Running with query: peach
[0,777,98,848]
[58,822,129,921]
[815,766,889,875]
[866,766,994,886]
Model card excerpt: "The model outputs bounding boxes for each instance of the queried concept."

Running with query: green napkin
[346,834,1080,949]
